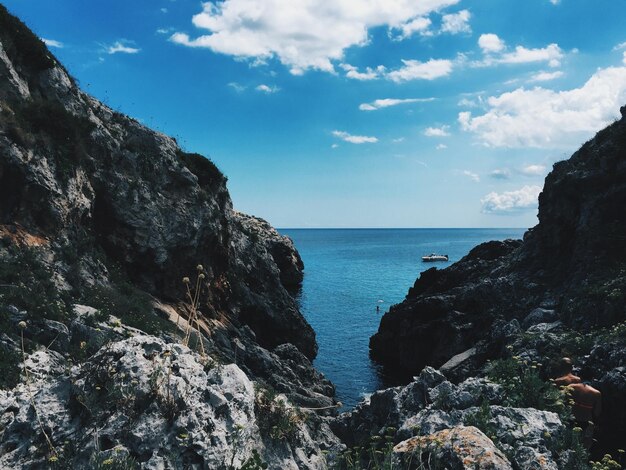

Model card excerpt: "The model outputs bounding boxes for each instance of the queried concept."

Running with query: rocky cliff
[370,107,626,459]
[0,5,340,468]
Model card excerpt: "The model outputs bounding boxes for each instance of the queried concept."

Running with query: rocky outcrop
[370,107,626,459]
[0,335,341,469]
[0,4,314,361]
[393,426,514,470]
[371,110,626,378]
[0,7,341,469]
[330,367,566,469]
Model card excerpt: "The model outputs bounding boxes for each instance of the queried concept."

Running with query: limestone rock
[393,426,513,470]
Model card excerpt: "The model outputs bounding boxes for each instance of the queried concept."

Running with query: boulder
[393,426,513,470]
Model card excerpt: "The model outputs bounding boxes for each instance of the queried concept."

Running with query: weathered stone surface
[0,336,341,469]
[393,426,513,470]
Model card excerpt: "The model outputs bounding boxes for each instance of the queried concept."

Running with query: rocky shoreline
[1,5,625,469]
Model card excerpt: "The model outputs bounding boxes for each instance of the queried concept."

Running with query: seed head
[182,277,190,284]
[198,273,206,280]
[196,264,204,272]
[18,321,27,330]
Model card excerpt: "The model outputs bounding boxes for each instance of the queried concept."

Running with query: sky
[4,0,626,228]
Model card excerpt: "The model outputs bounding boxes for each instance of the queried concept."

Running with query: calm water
[280,228,527,409]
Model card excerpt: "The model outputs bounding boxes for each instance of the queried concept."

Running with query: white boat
[422,253,449,262]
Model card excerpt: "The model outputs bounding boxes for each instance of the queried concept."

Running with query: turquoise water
[280,228,527,408]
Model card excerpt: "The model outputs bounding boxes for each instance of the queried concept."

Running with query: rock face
[0,5,315,360]
[370,109,626,378]
[0,336,341,469]
[330,367,565,469]
[0,8,341,468]
[369,104,626,459]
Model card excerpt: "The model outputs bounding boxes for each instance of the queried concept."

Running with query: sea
[279,228,527,409]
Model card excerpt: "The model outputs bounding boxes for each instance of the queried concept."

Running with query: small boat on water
[422,253,449,262]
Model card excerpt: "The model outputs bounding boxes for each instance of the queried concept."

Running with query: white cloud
[549,0,559,4]
[623,51,626,65]
[490,169,511,179]
[397,17,432,39]
[107,41,140,54]
[520,164,546,176]
[475,34,563,68]
[436,143,447,150]
[458,65,626,148]
[528,70,564,82]
[393,137,405,143]
[614,41,626,51]
[228,82,247,92]
[463,170,480,182]
[359,98,434,111]
[161,8,168,13]
[481,185,541,214]
[441,10,471,34]
[171,0,460,74]
[500,44,563,67]
[157,28,174,35]
[458,97,483,108]
[332,130,378,144]
[424,125,450,137]
[331,143,339,149]
[387,59,453,82]
[478,34,505,54]
[256,84,280,93]
[340,63,385,81]
[42,38,63,48]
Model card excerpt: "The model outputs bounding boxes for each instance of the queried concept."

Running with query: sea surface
[280,228,527,409]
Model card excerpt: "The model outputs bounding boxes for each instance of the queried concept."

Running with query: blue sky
[5,0,626,228]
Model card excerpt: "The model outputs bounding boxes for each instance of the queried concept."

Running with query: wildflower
[573,426,583,433]
[102,459,114,465]
[18,321,27,330]
[196,264,204,272]
[182,277,190,284]
[80,341,87,350]
[48,456,58,463]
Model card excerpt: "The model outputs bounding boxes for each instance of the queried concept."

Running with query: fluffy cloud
[614,42,626,51]
[528,70,564,82]
[424,125,450,137]
[42,38,63,48]
[459,65,626,148]
[463,170,480,182]
[520,164,546,176]
[481,185,541,214]
[332,130,378,144]
[441,10,471,34]
[171,0,460,74]
[436,143,447,150]
[340,64,385,81]
[107,41,140,54]
[478,33,505,53]
[359,98,433,111]
[490,169,511,179]
[387,59,453,82]
[397,17,432,39]
[475,34,563,68]
[256,84,280,93]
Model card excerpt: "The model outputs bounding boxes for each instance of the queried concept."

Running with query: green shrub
[254,385,302,441]
[177,150,227,188]
[81,282,173,336]
[0,4,56,74]
[487,357,571,422]
[0,245,71,322]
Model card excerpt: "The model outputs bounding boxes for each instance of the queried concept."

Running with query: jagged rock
[393,426,513,470]
[371,107,626,379]
[0,336,341,469]
[522,308,559,329]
